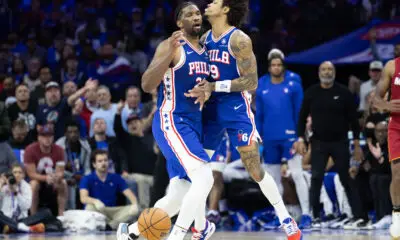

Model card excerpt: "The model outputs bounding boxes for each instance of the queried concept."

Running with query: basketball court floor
[0,230,392,240]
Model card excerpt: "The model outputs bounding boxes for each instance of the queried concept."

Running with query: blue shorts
[203,93,260,151]
[263,139,296,164]
[210,133,241,163]
[153,111,210,179]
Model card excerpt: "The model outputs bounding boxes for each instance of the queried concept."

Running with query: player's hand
[93,199,106,210]
[294,140,307,156]
[374,99,400,112]
[167,31,184,51]
[184,79,211,110]
[353,145,364,162]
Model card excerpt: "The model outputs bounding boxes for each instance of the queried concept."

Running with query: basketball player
[116,3,216,240]
[374,58,400,239]
[187,0,302,238]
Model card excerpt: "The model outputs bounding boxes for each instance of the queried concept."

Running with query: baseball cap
[38,124,54,136]
[268,48,285,60]
[45,81,60,91]
[369,60,383,70]
[126,113,141,124]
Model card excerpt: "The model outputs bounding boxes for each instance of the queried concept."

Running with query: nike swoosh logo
[187,51,193,54]
[234,104,243,110]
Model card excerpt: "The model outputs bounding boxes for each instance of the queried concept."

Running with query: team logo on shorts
[237,130,249,143]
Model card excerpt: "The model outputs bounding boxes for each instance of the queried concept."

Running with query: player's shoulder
[231,29,251,43]
[200,30,211,44]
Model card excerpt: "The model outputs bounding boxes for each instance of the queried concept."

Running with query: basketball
[138,208,171,240]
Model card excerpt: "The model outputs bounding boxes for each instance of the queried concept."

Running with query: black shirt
[298,83,360,142]
[8,100,38,133]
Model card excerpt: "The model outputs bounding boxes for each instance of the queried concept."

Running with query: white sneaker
[329,216,352,229]
[117,223,138,240]
[343,219,371,230]
[368,215,392,230]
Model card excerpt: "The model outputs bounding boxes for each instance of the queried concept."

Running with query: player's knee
[249,167,264,182]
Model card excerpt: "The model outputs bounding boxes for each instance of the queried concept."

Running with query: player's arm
[207,30,258,92]
[141,31,183,93]
[373,60,400,112]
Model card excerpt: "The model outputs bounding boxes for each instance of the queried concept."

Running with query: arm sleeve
[255,79,264,139]
[345,89,361,140]
[297,89,311,138]
[117,175,129,193]
[79,175,89,190]
[292,83,304,132]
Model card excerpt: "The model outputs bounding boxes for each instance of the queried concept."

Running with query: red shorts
[388,127,400,162]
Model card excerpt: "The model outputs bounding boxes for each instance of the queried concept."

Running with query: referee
[296,61,363,223]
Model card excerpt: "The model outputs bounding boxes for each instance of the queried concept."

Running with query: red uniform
[388,57,400,161]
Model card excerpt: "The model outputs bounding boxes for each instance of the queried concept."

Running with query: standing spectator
[36,81,72,139]
[115,102,155,209]
[79,149,138,230]
[24,124,67,216]
[62,81,78,98]
[0,164,45,233]
[295,61,366,226]
[9,120,33,163]
[31,66,53,105]
[23,57,41,92]
[21,33,46,65]
[88,117,127,174]
[61,56,87,86]
[348,75,361,108]
[359,61,383,111]
[47,34,65,73]
[367,121,392,229]
[8,84,38,139]
[89,86,118,137]
[56,120,91,210]
[0,76,16,106]
[10,57,25,84]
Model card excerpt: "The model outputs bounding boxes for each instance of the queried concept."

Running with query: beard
[320,77,334,84]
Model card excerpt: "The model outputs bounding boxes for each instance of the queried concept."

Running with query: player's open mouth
[193,24,201,30]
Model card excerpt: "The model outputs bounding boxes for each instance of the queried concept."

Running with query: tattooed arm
[207,30,258,92]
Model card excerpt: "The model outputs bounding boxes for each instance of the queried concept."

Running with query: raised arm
[141,31,183,93]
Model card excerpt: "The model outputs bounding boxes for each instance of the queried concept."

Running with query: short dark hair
[268,55,284,67]
[11,163,24,172]
[175,1,197,22]
[65,119,80,132]
[91,149,108,164]
[15,83,29,91]
[12,119,28,129]
[223,0,249,27]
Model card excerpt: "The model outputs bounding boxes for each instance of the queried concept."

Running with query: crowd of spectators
[0,0,398,234]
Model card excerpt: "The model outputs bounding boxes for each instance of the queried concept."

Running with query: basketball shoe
[191,220,216,240]
[117,223,138,240]
[281,217,303,240]
[391,212,400,240]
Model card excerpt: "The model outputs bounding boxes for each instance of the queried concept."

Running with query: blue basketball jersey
[157,40,210,120]
[204,27,241,99]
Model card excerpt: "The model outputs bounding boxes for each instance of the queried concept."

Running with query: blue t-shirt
[80,172,128,207]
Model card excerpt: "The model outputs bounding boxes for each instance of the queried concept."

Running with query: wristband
[215,80,231,93]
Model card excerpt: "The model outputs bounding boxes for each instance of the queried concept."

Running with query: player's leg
[263,140,283,195]
[390,160,400,238]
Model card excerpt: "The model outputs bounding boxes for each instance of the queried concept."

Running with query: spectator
[36,81,72,139]
[87,42,134,101]
[121,86,143,132]
[348,75,361,108]
[88,117,127,174]
[62,81,78,98]
[89,86,118,137]
[61,56,87,86]
[23,57,41,92]
[21,33,46,65]
[24,124,67,216]
[0,101,10,143]
[0,76,16,106]
[395,43,400,58]
[8,84,38,139]
[359,61,383,111]
[47,34,65,73]
[0,164,46,233]
[79,149,138,230]
[56,120,91,210]
[296,61,365,227]
[366,121,392,228]
[31,66,53,105]
[10,57,25,84]
[115,102,156,209]
[9,120,33,163]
